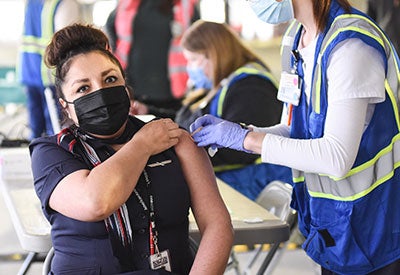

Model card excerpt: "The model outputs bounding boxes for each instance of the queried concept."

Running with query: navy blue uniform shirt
[30,117,194,274]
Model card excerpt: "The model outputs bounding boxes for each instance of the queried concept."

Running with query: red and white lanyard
[133,169,159,255]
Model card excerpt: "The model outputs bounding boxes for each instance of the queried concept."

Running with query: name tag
[149,250,171,272]
[277,72,301,106]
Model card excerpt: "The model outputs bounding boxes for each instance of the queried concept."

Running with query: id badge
[149,250,171,272]
[277,72,301,106]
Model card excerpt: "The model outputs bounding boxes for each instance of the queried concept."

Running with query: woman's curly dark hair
[45,23,125,100]
[44,23,126,125]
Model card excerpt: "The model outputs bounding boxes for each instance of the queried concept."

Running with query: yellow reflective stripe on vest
[293,15,400,201]
[292,176,304,184]
[21,36,49,52]
[41,0,59,85]
[280,20,301,76]
[213,157,262,172]
[20,0,58,85]
[217,62,278,117]
[280,20,300,57]
[313,14,400,119]
[306,133,400,201]
[214,63,278,172]
[42,0,58,39]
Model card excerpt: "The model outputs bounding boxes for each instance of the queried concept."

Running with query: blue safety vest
[18,0,60,87]
[282,1,400,273]
[209,62,278,118]
[211,63,292,200]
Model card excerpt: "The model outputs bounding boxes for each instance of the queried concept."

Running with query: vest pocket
[304,214,373,274]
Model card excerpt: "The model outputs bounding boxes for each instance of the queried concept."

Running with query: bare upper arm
[174,131,231,232]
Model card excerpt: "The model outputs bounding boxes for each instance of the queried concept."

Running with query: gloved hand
[189,115,251,152]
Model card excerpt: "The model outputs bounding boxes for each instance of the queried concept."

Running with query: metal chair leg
[256,243,280,275]
[17,251,37,275]
[243,245,263,274]
[225,250,241,274]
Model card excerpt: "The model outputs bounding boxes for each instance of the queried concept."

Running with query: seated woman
[175,20,291,200]
[29,23,233,275]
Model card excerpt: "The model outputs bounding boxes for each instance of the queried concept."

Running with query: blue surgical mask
[248,0,294,24]
[187,66,213,90]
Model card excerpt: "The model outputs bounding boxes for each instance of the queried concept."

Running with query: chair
[242,180,298,275]
[42,246,54,275]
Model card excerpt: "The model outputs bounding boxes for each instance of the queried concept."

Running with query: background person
[190,0,400,274]
[17,0,82,140]
[175,20,291,200]
[104,0,200,119]
[367,0,400,54]
[30,23,233,274]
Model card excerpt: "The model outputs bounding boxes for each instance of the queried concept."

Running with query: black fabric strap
[318,229,336,247]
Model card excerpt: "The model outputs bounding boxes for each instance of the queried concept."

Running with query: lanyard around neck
[133,169,159,255]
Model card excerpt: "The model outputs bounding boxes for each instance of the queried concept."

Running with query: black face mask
[71,85,130,135]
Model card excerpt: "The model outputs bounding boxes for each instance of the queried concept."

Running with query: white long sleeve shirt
[253,38,385,177]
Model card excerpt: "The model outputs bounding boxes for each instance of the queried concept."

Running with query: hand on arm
[50,119,184,221]
[174,131,234,275]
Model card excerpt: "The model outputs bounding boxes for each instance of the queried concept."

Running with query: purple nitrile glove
[189,115,251,152]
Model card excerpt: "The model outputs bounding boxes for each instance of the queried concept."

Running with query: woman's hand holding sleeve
[49,118,184,221]
[134,118,184,156]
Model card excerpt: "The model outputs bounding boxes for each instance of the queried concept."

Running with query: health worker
[190,0,400,274]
